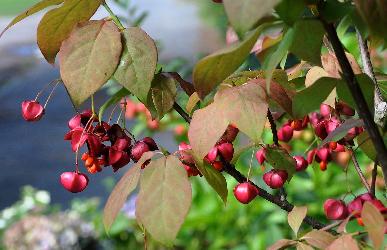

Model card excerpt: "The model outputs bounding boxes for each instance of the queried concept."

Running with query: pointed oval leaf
[289,20,325,65]
[136,155,192,246]
[114,27,158,102]
[186,92,200,115]
[320,119,364,147]
[59,20,122,106]
[361,202,385,249]
[0,0,64,38]
[296,242,313,250]
[301,230,336,249]
[267,239,297,250]
[292,77,342,118]
[223,0,280,36]
[193,24,269,99]
[103,152,154,231]
[326,235,359,250]
[265,146,296,179]
[37,0,102,63]
[188,103,229,160]
[288,206,307,237]
[214,82,268,143]
[146,73,177,120]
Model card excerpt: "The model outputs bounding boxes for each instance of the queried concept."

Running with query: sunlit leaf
[301,230,336,249]
[267,239,297,250]
[114,27,158,102]
[326,235,359,250]
[361,202,385,249]
[136,155,192,246]
[296,242,313,250]
[186,92,200,115]
[223,0,280,36]
[59,20,122,106]
[103,152,154,231]
[265,145,296,179]
[288,206,307,237]
[37,0,102,63]
[193,24,269,99]
[0,0,64,38]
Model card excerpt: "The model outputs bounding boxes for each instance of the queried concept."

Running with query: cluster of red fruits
[324,193,386,231]
[22,102,158,193]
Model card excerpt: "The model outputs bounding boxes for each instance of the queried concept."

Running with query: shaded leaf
[305,66,336,106]
[267,239,297,250]
[193,24,269,99]
[103,152,154,231]
[188,103,229,160]
[37,0,102,63]
[194,157,228,204]
[320,118,364,147]
[321,52,362,78]
[326,235,359,250]
[301,230,336,249]
[292,77,341,118]
[99,87,130,121]
[265,146,296,179]
[147,73,177,120]
[223,0,280,36]
[114,27,158,102]
[0,0,64,38]
[59,20,122,106]
[337,213,356,233]
[296,242,313,250]
[136,155,192,246]
[275,0,305,26]
[290,20,325,65]
[361,202,385,249]
[186,92,200,115]
[214,82,268,143]
[288,206,307,236]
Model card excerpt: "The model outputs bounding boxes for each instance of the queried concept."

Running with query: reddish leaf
[296,242,313,250]
[136,155,192,246]
[361,202,385,249]
[326,235,359,250]
[301,230,336,249]
[103,152,154,231]
[59,20,122,106]
[37,0,102,63]
[114,27,158,102]
[267,239,297,250]
[288,206,307,237]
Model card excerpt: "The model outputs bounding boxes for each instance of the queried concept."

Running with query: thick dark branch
[173,102,191,123]
[267,109,279,146]
[321,20,387,186]
[371,162,377,196]
[165,72,195,96]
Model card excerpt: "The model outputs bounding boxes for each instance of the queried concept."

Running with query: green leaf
[193,24,269,99]
[275,0,305,26]
[114,27,158,102]
[186,92,200,115]
[301,230,336,249]
[37,0,102,63]
[320,119,364,147]
[265,146,296,179]
[99,87,131,121]
[214,82,268,143]
[223,0,280,37]
[103,152,154,231]
[336,74,374,111]
[292,77,340,118]
[146,73,177,120]
[288,206,307,237]
[289,20,325,66]
[59,20,122,106]
[361,202,385,250]
[320,0,353,22]
[0,0,64,38]
[136,155,192,246]
[188,103,229,160]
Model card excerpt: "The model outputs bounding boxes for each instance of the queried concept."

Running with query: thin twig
[371,162,377,196]
[173,102,191,123]
[350,149,371,193]
[267,109,279,146]
[320,19,387,187]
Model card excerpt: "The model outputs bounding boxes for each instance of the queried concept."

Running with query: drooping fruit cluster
[177,124,238,177]
[323,193,387,230]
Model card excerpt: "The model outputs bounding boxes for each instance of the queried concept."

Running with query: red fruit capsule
[217,142,234,162]
[324,199,349,220]
[212,161,224,171]
[314,121,328,140]
[60,171,89,193]
[307,149,317,164]
[130,141,150,162]
[255,148,266,165]
[320,104,332,117]
[21,100,45,122]
[206,146,218,163]
[277,125,294,142]
[293,156,308,171]
[316,148,331,162]
[336,101,355,116]
[233,182,259,204]
[263,169,288,189]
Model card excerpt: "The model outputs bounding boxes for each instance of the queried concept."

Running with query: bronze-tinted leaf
[59,20,122,106]
[0,0,64,38]
[326,235,359,250]
[267,239,297,250]
[296,242,313,250]
[288,206,307,237]
[361,202,385,249]
[37,0,102,63]
[136,155,192,246]
[301,230,336,249]
[114,27,158,102]
[103,152,154,231]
